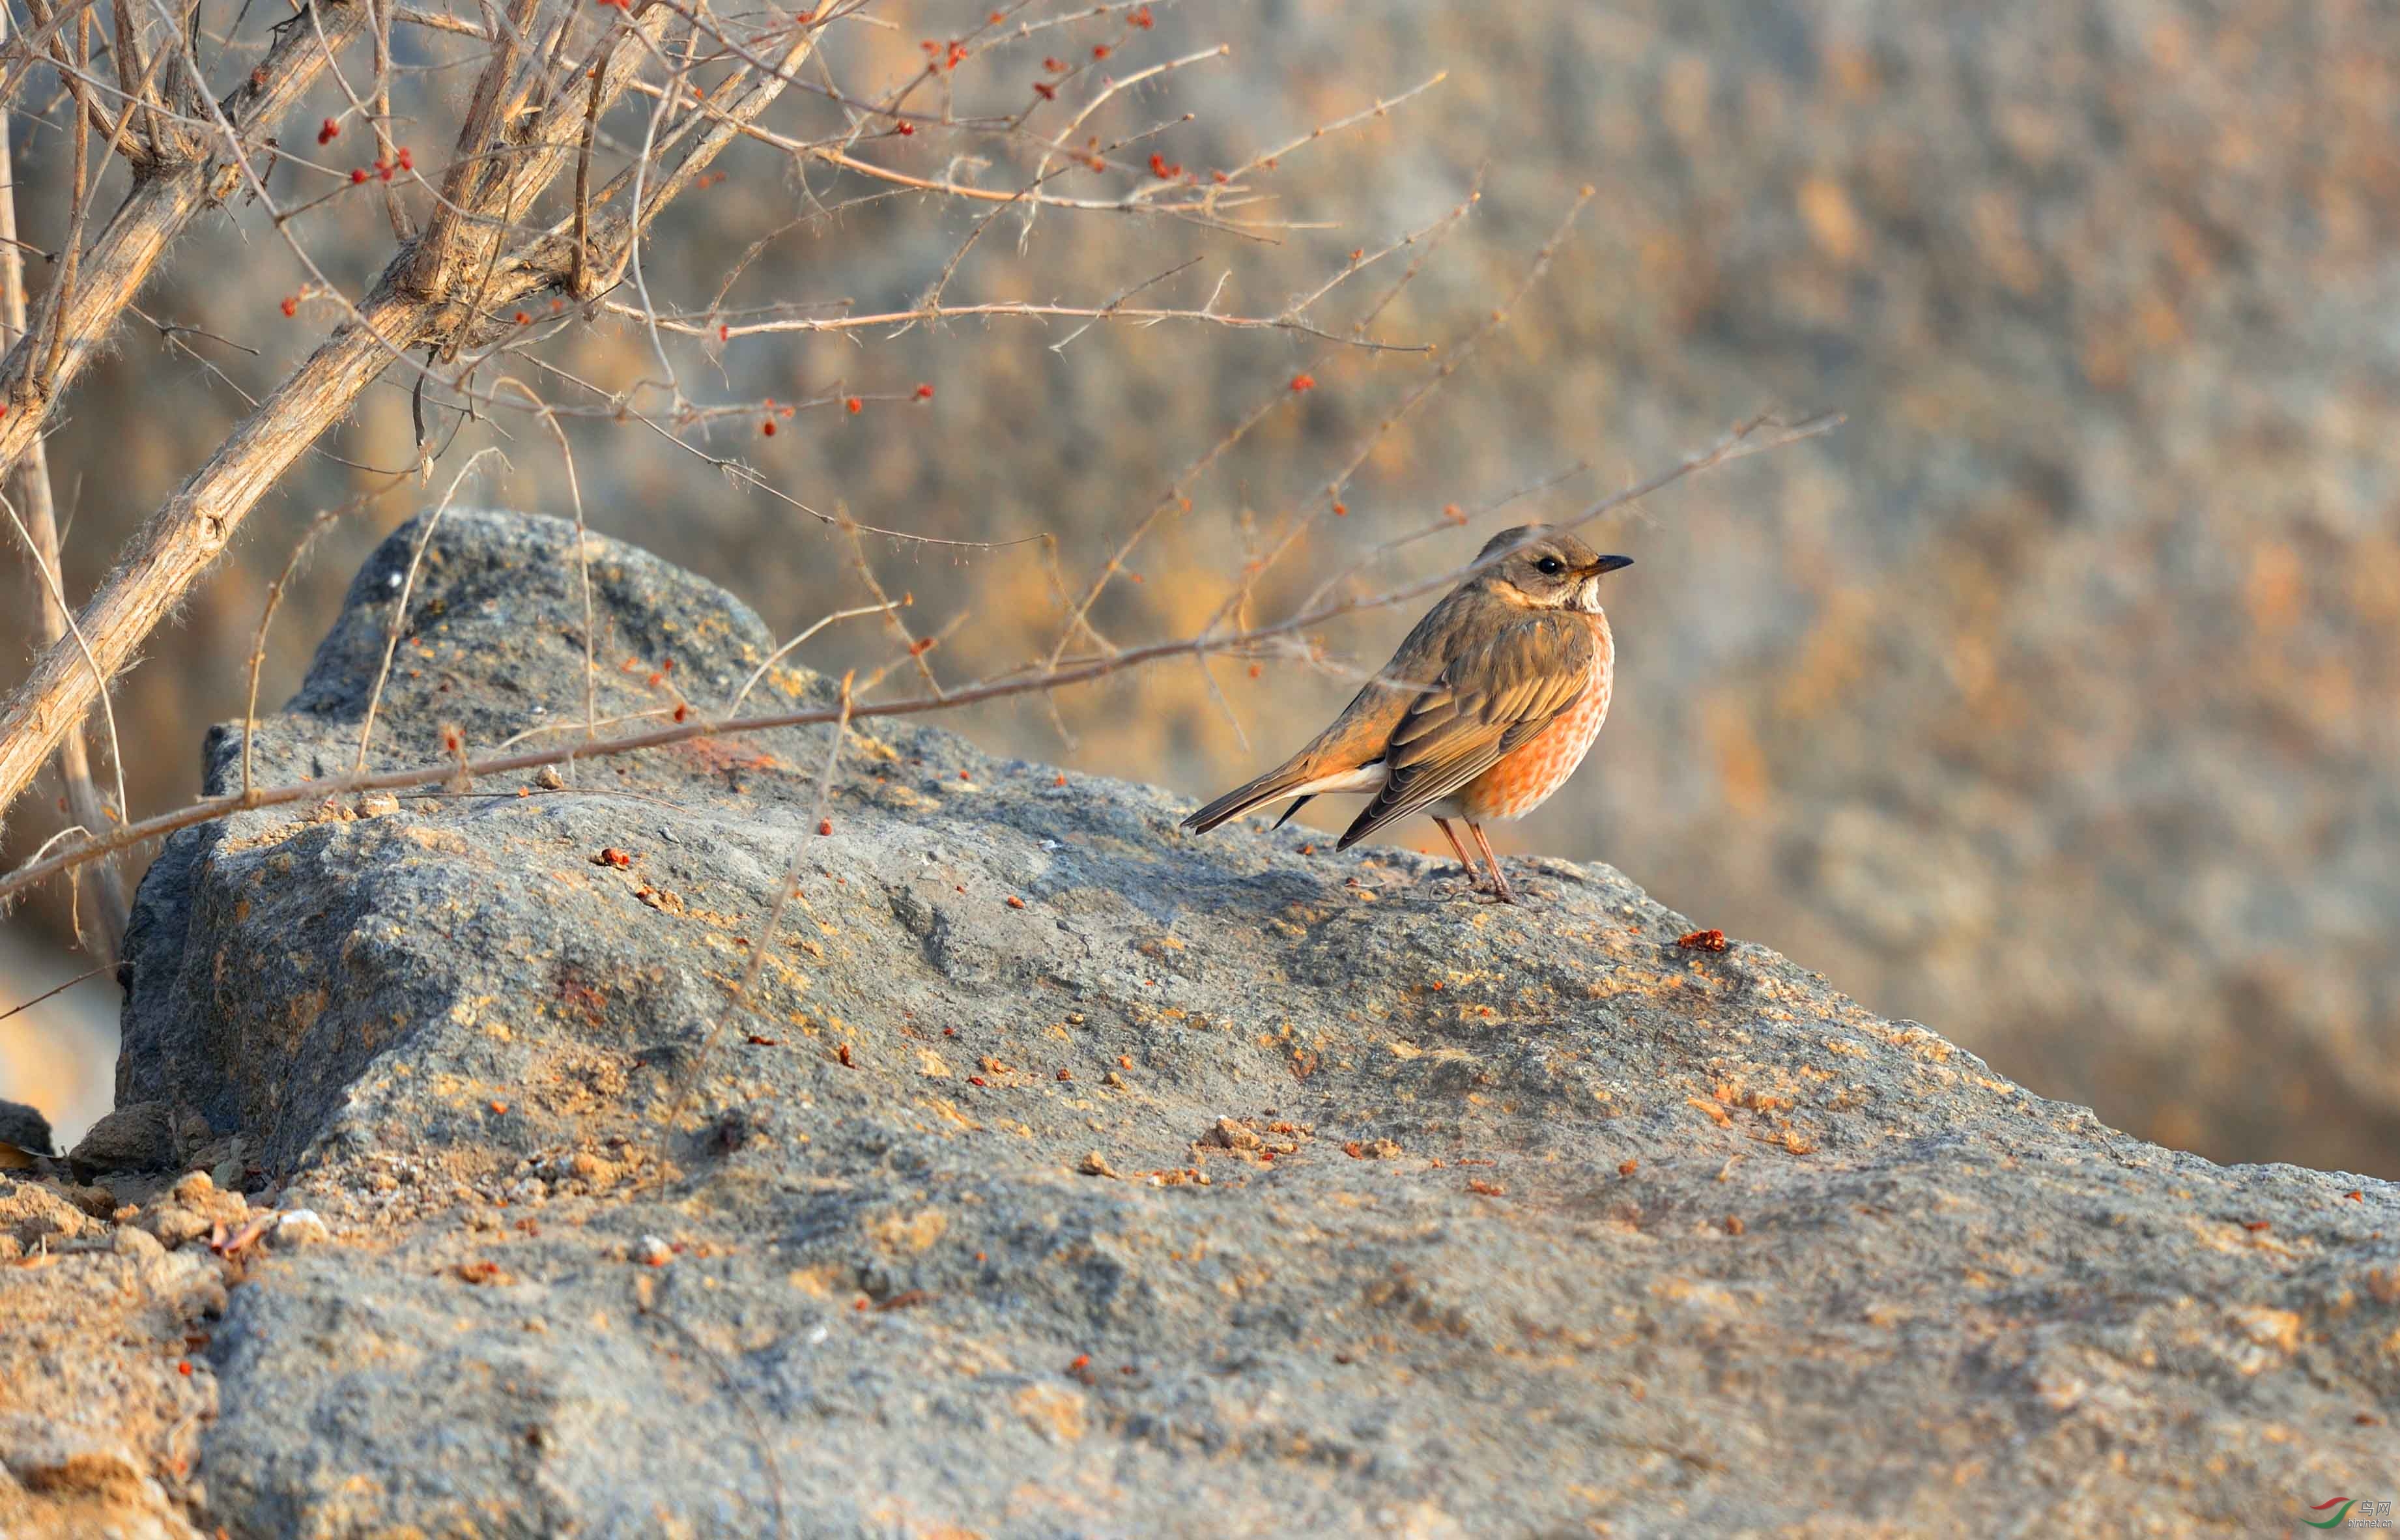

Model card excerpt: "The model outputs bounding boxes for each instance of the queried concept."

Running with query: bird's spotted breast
[1455,611,1614,821]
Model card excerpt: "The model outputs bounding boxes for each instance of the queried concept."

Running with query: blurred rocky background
[3,0,2397,1174]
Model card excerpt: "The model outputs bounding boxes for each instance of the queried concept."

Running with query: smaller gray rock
[0,1098,51,1157]
[68,1100,177,1178]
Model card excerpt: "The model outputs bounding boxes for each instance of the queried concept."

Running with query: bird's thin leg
[1432,817,1485,890]
[1467,822,1519,905]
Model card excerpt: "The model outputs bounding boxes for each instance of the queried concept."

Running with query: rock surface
[16,0,2400,1180]
[0,1178,231,1540]
[8,511,2396,1535]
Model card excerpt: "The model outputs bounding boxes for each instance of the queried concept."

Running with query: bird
[1182,524,1631,904]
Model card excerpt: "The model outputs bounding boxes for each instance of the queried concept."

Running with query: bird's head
[1472,524,1633,613]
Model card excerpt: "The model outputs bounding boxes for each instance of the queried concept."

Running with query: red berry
[317,117,339,145]
[1290,373,1316,392]
[762,420,776,436]
[816,819,833,836]
[914,382,934,400]
[844,397,863,414]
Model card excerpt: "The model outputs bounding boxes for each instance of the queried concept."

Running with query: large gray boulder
[78,512,2400,1533]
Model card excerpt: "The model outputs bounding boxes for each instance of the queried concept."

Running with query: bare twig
[0,0,814,830]
[35,8,94,397]
[726,603,902,717]
[492,378,596,766]
[242,509,345,799]
[842,522,939,699]
[0,966,105,1024]
[0,0,125,962]
[354,450,502,772]
[613,295,1429,354]
[0,0,369,548]
[1220,187,1595,629]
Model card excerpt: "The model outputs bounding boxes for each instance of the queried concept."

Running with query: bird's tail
[1180,760,1317,835]
[1181,759,1382,835]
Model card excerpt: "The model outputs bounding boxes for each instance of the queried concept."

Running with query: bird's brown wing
[1335,612,1593,849]
[1181,587,1472,834]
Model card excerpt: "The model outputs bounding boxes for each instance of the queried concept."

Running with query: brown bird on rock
[1182,525,1631,904]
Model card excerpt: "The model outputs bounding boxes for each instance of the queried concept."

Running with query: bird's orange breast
[1455,610,1614,821]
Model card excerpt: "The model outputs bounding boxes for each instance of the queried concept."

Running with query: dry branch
[0,0,126,962]
[0,1,819,831]
[0,0,367,481]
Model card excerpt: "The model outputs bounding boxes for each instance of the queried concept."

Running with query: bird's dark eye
[1536,556,1564,576]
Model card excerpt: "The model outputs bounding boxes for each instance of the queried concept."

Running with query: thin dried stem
[353,449,504,773]
[727,602,902,717]
[1039,190,1480,673]
[842,521,939,700]
[36,10,93,396]
[1222,188,1594,629]
[493,378,597,767]
[0,967,106,1025]
[0,0,125,962]
[0,485,128,957]
[242,510,345,801]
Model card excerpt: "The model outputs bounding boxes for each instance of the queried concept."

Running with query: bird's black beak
[1579,554,1634,578]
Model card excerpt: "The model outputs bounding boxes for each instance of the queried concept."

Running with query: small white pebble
[271,1210,332,1248]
